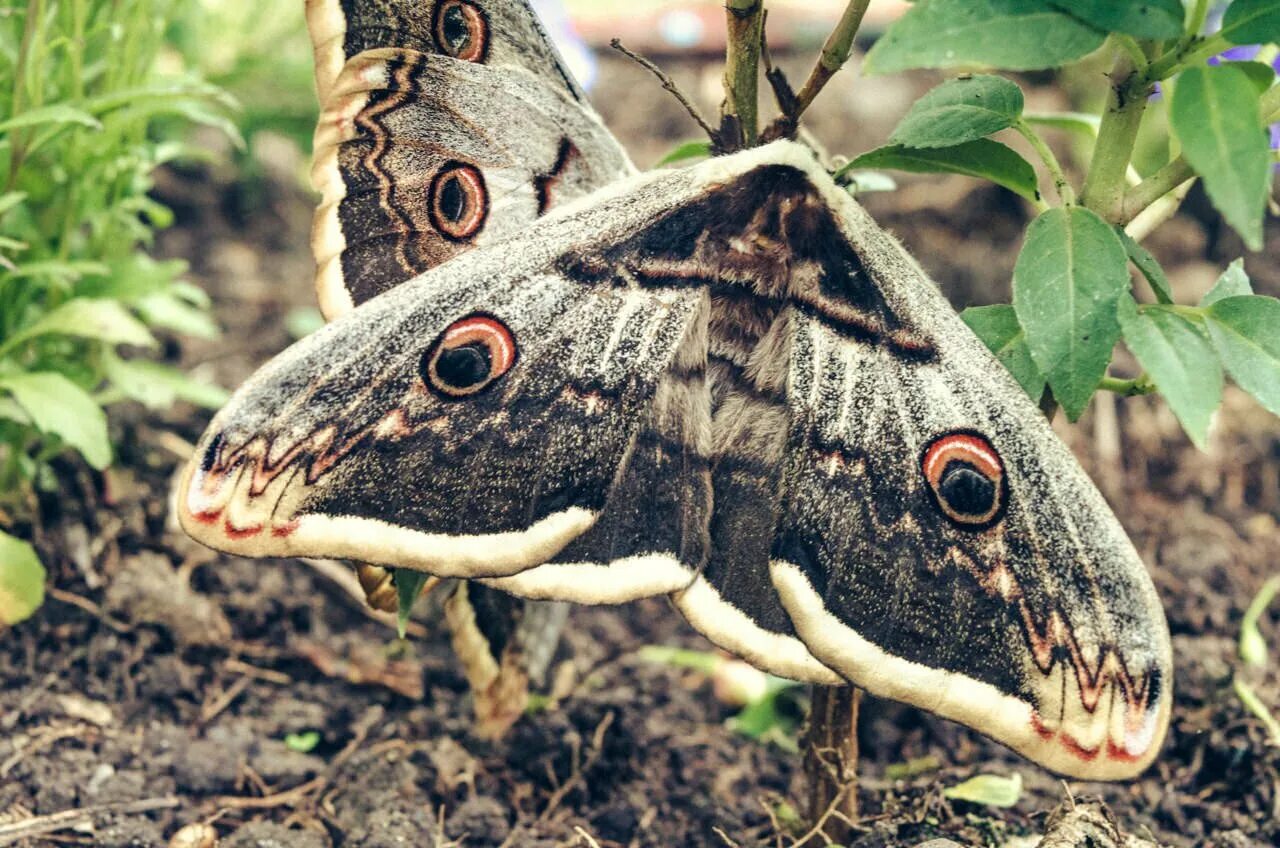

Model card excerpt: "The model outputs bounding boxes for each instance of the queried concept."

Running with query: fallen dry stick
[0,796,179,845]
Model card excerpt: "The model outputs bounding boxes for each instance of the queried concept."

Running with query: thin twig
[538,711,615,822]
[45,586,132,633]
[198,674,252,725]
[777,0,872,133]
[609,39,717,142]
[574,827,603,848]
[790,779,858,848]
[0,797,180,845]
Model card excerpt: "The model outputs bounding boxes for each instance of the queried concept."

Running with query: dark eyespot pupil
[441,6,472,53]
[437,175,466,222]
[436,342,491,389]
[938,461,995,517]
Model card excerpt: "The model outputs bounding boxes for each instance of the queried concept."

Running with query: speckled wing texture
[306,0,633,318]
[179,141,1172,781]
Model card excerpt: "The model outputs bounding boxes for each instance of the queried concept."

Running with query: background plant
[0,0,231,624]
[851,0,1280,440]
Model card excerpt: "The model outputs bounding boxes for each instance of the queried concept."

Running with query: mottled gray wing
[739,156,1172,779]
[178,164,715,585]
[308,0,590,106]
[307,0,633,318]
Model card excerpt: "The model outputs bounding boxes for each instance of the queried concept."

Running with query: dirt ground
[2,49,1279,848]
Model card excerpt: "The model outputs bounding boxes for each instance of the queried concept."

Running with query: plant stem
[1121,158,1195,225]
[1144,33,1230,82]
[1125,173,1195,241]
[801,685,860,844]
[722,0,766,149]
[1014,119,1075,206]
[1099,374,1156,396]
[1081,51,1153,222]
[1186,0,1211,38]
[791,0,872,120]
[1113,34,1148,72]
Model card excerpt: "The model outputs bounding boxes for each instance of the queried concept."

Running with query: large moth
[178,0,1173,780]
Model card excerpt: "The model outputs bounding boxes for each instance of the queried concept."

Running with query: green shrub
[0,0,232,623]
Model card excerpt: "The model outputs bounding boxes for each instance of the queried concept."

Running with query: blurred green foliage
[0,0,233,611]
[168,0,315,160]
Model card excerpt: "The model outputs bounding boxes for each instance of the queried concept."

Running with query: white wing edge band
[769,559,1165,780]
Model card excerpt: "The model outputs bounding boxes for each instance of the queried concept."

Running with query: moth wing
[307,0,632,318]
[740,162,1173,779]
[179,165,717,586]
[308,0,592,107]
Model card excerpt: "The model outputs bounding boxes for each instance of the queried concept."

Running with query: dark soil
[2,51,1279,848]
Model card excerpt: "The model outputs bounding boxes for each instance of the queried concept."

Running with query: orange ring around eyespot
[434,0,489,63]
[920,431,1007,528]
[441,315,516,374]
[424,313,518,399]
[429,163,487,241]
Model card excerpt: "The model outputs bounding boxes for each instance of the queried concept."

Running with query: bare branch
[610,39,718,144]
[792,1,872,119]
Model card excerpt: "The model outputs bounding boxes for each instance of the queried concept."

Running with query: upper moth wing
[308,0,590,105]
[717,150,1173,779]
[178,165,721,581]
[308,0,632,319]
[311,50,632,316]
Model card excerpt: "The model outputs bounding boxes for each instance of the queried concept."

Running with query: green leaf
[1117,297,1222,449]
[1230,61,1280,95]
[1013,207,1130,420]
[1201,259,1253,306]
[728,677,803,749]
[656,140,713,167]
[135,291,219,339]
[960,305,1046,400]
[890,75,1024,149]
[943,772,1023,807]
[844,140,1040,203]
[1,298,156,354]
[103,355,228,410]
[1221,0,1280,45]
[0,531,45,626]
[1204,295,1280,416]
[1023,111,1101,139]
[284,731,321,753]
[1170,65,1269,251]
[4,260,111,284]
[394,569,429,639]
[76,255,188,302]
[0,192,28,217]
[0,372,111,469]
[0,103,102,133]
[1048,0,1184,40]
[1240,576,1280,669]
[1116,228,1173,305]
[864,0,1107,75]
